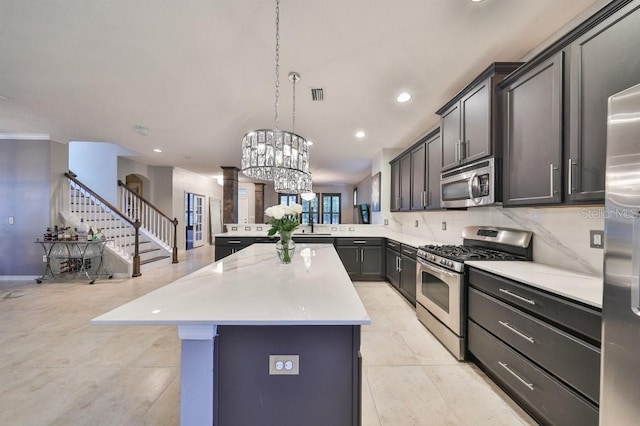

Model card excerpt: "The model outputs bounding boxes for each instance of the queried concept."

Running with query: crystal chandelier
[240,0,312,195]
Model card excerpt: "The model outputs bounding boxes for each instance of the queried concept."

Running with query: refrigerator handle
[632,212,640,316]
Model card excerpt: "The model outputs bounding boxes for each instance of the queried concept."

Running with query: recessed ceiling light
[355,131,366,139]
[471,0,484,2]
[307,140,314,146]
[152,148,162,153]
[396,92,412,103]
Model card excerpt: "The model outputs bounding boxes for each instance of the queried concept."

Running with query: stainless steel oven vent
[310,88,324,101]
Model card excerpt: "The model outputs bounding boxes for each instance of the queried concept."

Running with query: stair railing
[65,173,142,277]
[118,180,179,264]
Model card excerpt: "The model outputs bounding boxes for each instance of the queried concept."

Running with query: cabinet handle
[422,191,426,208]
[355,250,359,263]
[402,249,414,255]
[455,140,460,162]
[549,163,559,197]
[568,158,575,195]
[353,240,367,244]
[498,321,535,343]
[361,249,364,262]
[228,240,242,244]
[498,361,534,391]
[398,256,402,272]
[499,288,536,305]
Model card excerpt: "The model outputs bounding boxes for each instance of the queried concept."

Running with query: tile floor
[0,246,535,425]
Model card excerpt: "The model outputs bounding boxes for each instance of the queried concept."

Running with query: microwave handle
[468,171,481,200]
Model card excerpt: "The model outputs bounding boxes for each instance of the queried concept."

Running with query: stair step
[140,255,171,265]
[139,248,161,255]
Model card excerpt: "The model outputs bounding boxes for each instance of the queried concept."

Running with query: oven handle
[417,257,458,278]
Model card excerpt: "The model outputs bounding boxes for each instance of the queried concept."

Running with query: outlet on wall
[414,220,419,227]
[590,230,604,249]
[269,355,299,375]
[384,219,389,225]
[442,222,447,231]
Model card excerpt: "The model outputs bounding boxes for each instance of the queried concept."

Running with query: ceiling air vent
[310,88,324,101]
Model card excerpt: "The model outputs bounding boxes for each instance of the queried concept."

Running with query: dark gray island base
[214,325,362,425]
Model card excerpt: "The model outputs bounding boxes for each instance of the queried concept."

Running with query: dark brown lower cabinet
[215,325,361,426]
[467,267,601,425]
[468,321,598,426]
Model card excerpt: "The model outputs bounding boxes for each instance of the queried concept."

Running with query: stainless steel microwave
[440,157,498,208]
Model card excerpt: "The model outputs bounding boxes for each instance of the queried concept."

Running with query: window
[301,198,319,225]
[278,194,298,206]
[322,193,341,224]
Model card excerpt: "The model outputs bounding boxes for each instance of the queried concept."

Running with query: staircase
[64,173,178,277]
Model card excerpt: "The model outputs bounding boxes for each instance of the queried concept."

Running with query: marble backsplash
[386,206,605,277]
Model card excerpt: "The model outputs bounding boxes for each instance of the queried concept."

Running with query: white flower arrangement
[265,203,302,236]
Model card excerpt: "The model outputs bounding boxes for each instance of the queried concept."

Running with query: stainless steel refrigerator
[601,82,640,424]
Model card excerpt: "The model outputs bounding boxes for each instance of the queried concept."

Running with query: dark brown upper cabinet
[568,1,640,202]
[437,62,522,172]
[390,153,411,212]
[502,53,564,206]
[410,142,426,210]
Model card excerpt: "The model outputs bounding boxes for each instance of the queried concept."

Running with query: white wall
[69,142,121,204]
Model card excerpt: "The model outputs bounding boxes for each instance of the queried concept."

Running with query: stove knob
[447,261,454,267]
[440,259,446,265]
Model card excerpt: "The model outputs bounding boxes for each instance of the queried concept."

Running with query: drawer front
[335,238,382,246]
[215,237,255,246]
[400,244,417,260]
[469,288,600,403]
[468,268,601,344]
[386,239,401,252]
[253,236,278,243]
[468,321,598,426]
[292,236,335,244]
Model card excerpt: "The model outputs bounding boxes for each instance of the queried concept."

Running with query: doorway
[125,174,144,221]
[185,192,205,250]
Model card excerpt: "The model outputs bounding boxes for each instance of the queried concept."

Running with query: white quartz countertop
[92,243,371,326]
[466,261,603,309]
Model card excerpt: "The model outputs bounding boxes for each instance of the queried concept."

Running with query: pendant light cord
[274,0,280,133]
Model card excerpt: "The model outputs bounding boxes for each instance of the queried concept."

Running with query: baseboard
[0,275,39,281]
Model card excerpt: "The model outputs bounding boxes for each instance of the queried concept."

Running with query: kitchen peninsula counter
[92,243,369,425]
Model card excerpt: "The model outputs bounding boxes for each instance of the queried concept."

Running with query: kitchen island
[92,243,370,426]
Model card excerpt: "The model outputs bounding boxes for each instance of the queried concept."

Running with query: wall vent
[310,88,324,101]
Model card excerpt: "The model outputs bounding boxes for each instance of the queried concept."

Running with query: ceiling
[0,0,604,185]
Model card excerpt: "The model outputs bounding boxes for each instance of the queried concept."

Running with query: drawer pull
[498,361,534,391]
[353,240,367,244]
[402,249,414,255]
[499,321,535,343]
[499,288,536,305]
[228,240,242,244]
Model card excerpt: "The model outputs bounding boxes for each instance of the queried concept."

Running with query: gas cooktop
[416,226,533,272]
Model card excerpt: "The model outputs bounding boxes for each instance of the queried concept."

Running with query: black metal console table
[35,240,113,284]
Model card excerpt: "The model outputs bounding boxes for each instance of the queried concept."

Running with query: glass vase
[276,231,296,264]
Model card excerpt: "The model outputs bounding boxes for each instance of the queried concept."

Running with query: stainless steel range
[415,226,533,361]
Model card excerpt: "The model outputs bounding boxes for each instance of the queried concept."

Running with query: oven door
[416,257,462,335]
